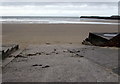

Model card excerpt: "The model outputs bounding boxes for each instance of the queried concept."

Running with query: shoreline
[1,19,119,25]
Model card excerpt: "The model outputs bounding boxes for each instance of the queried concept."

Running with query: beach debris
[76,50,80,53]
[46,43,51,45]
[32,64,39,66]
[79,55,84,57]
[39,64,42,66]
[32,64,50,68]
[27,53,37,56]
[67,49,85,58]
[75,54,79,56]
[27,52,42,56]
[67,49,81,53]
[55,52,59,54]
[36,52,41,55]
[82,32,120,47]
[71,53,84,58]
[16,54,27,58]
[54,49,57,51]
[42,65,50,68]
[32,64,42,67]
[46,53,50,55]
[67,50,74,53]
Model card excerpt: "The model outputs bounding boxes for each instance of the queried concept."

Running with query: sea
[1,16,81,24]
[0,16,119,25]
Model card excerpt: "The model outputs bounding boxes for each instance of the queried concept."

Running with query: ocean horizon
[0,16,119,25]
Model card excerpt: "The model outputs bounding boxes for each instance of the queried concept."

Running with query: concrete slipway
[2,44,119,82]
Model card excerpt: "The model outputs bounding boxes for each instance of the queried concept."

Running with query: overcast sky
[0,0,119,16]
[0,0,119,2]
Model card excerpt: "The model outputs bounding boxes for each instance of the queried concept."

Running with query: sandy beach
[1,1,119,82]
[2,23,119,82]
[2,23,118,48]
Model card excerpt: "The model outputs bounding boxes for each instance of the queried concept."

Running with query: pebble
[46,53,50,55]
[54,49,57,51]
[80,55,84,57]
[46,43,51,45]
[56,53,59,54]
[77,50,80,52]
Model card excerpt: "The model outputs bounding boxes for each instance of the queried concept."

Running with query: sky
[0,0,119,2]
[0,0,119,16]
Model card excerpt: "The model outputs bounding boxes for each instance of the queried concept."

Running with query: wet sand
[2,24,118,48]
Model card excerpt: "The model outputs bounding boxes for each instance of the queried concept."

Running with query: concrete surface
[2,44,119,82]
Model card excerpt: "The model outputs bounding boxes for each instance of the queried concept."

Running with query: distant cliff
[80,15,120,20]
